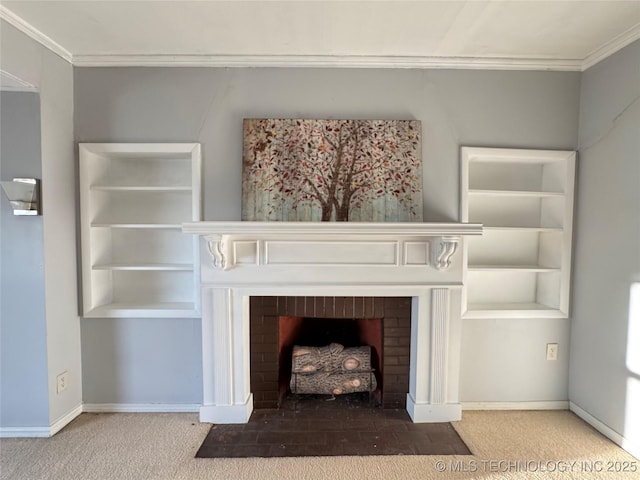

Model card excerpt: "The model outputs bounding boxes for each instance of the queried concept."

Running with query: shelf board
[93,263,193,271]
[84,302,199,318]
[464,302,567,319]
[91,185,192,192]
[469,189,563,198]
[468,265,560,272]
[91,223,183,229]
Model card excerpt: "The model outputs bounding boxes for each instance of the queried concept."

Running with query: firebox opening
[249,296,411,411]
[278,316,383,406]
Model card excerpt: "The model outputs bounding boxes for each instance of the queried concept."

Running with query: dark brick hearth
[250,297,411,409]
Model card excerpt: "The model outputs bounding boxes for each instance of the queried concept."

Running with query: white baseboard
[49,404,83,436]
[0,403,83,438]
[570,402,640,460]
[2,403,203,436]
[462,401,569,411]
[82,403,200,413]
[0,426,51,438]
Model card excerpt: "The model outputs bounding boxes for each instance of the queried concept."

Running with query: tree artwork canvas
[242,119,423,222]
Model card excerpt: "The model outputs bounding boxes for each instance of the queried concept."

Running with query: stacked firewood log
[290,343,377,395]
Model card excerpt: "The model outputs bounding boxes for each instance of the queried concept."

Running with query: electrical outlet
[57,371,68,394]
[546,343,559,361]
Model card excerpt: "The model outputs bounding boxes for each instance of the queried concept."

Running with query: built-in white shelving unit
[461,147,576,319]
[79,143,202,318]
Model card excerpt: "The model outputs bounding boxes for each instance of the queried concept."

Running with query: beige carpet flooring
[1,410,638,480]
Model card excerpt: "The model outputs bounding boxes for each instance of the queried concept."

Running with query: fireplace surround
[183,221,482,424]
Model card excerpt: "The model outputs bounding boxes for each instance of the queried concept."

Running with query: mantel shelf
[182,221,483,238]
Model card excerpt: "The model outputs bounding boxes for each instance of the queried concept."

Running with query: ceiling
[1,1,639,71]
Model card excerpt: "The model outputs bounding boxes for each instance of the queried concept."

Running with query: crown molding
[581,22,640,71]
[0,69,37,92]
[0,5,72,64]
[71,53,583,71]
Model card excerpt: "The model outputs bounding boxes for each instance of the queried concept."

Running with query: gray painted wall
[570,40,640,448]
[75,67,580,404]
[0,92,48,427]
[81,318,202,404]
[1,20,81,428]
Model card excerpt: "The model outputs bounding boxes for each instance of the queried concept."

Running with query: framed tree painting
[242,119,423,222]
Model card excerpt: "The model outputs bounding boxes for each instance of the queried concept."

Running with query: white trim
[0,426,51,438]
[407,394,462,422]
[70,53,583,71]
[199,394,254,424]
[0,403,83,437]
[430,289,450,404]
[462,401,569,411]
[570,402,640,460]
[0,6,72,63]
[82,403,200,413]
[1,404,202,436]
[49,404,83,436]
[0,69,37,92]
[582,23,640,71]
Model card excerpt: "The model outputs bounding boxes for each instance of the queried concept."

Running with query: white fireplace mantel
[183,221,482,275]
[183,221,482,424]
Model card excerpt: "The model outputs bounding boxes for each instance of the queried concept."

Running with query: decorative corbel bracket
[433,236,460,271]
[206,234,233,270]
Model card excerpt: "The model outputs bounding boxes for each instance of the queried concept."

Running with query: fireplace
[183,221,482,424]
[250,296,412,409]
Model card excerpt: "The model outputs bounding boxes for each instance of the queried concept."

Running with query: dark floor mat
[196,394,471,458]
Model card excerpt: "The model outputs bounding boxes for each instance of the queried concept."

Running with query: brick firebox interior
[249,296,412,409]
